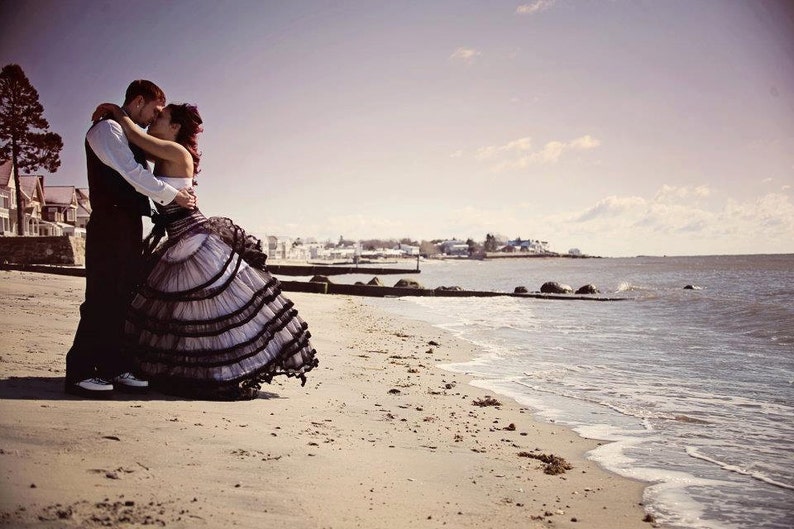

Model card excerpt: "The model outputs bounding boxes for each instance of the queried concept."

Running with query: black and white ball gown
[123,177,318,399]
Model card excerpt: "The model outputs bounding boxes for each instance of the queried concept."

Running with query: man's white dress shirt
[86,119,178,205]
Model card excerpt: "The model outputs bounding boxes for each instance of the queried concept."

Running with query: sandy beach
[0,270,651,528]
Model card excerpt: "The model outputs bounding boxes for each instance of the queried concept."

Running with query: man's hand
[91,103,123,123]
[173,188,197,209]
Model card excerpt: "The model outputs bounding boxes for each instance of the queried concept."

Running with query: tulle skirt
[123,217,318,399]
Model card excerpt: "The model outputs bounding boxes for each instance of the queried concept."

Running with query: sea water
[350,255,793,529]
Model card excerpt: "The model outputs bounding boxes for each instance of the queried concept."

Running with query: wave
[616,281,646,292]
[686,447,794,491]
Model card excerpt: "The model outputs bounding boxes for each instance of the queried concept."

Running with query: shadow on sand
[0,376,281,402]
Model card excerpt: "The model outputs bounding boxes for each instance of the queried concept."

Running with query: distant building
[504,238,549,254]
[43,186,77,224]
[440,239,469,256]
[399,243,420,256]
[266,235,316,261]
[0,159,89,237]
[0,160,47,235]
[0,160,12,234]
[42,185,87,237]
[75,188,91,229]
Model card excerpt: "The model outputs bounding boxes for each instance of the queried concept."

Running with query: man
[65,80,195,398]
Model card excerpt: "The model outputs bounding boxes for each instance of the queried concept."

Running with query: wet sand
[0,270,651,528]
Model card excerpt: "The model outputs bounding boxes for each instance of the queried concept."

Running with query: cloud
[569,135,601,150]
[564,188,794,255]
[516,0,556,16]
[473,134,601,170]
[449,47,482,64]
[575,196,647,222]
[475,137,532,161]
[575,185,715,230]
[653,184,711,203]
[723,192,794,229]
[455,191,794,255]
[532,141,566,164]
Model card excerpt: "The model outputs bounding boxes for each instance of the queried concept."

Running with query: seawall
[0,236,85,266]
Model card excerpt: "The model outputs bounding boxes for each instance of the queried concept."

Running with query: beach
[0,270,649,528]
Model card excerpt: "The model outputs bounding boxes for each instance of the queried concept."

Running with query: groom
[65,79,195,398]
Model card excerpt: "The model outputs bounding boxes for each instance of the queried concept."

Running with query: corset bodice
[153,178,205,239]
[154,201,206,239]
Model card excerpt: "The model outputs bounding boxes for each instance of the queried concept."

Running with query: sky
[1,0,792,257]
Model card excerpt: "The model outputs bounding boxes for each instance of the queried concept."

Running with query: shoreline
[0,270,653,528]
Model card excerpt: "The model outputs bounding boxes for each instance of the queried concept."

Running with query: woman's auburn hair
[167,103,203,180]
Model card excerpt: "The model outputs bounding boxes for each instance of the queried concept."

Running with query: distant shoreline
[479,252,601,259]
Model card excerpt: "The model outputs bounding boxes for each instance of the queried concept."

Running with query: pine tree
[0,64,63,235]
[483,233,498,252]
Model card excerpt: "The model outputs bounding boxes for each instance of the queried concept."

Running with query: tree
[483,233,498,252]
[465,238,481,256]
[0,64,63,234]
[419,240,440,257]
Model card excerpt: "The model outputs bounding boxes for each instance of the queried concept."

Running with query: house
[398,243,420,256]
[266,235,315,261]
[0,160,12,234]
[440,239,469,256]
[504,238,550,254]
[42,185,87,237]
[0,160,47,235]
[43,186,78,225]
[0,159,92,237]
[75,188,91,228]
[19,175,46,235]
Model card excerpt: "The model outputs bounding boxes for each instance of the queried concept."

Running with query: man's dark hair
[123,80,166,106]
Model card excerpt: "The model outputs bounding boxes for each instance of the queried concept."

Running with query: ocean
[340,254,793,529]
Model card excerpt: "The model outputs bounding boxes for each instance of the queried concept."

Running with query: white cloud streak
[516,0,557,16]
[575,196,647,222]
[475,137,533,161]
[449,47,482,64]
[654,184,711,203]
[473,134,601,170]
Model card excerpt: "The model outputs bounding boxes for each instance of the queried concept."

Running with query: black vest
[85,119,151,216]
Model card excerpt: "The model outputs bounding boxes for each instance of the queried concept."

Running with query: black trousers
[66,208,143,382]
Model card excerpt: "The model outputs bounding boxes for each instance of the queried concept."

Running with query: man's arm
[86,120,181,205]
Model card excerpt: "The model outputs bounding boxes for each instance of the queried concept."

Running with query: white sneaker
[113,372,149,392]
[66,377,114,399]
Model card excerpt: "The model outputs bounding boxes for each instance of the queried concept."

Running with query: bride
[93,102,318,400]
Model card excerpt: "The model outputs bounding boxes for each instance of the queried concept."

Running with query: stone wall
[0,236,86,265]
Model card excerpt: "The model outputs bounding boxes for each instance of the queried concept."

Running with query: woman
[93,102,318,400]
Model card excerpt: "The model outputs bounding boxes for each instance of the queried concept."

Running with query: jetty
[280,280,623,301]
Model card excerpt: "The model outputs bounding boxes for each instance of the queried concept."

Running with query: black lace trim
[206,217,268,270]
[147,349,319,400]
